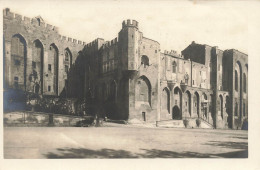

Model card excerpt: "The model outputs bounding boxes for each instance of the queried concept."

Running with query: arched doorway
[226,96,232,128]
[11,34,27,90]
[173,87,182,119]
[201,93,208,120]
[172,106,181,120]
[184,91,191,117]
[194,92,200,117]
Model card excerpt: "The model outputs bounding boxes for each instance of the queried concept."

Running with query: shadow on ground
[204,141,248,150]
[44,140,248,158]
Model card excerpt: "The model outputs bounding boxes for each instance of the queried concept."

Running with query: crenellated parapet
[122,19,138,29]
[102,38,118,49]
[3,8,85,46]
[164,50,183,58]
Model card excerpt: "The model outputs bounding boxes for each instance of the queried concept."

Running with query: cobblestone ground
[4,124,248,158]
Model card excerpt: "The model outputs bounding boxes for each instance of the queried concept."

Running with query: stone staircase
[157,118,213,129]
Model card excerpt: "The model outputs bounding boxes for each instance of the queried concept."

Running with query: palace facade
[3,8,248,129]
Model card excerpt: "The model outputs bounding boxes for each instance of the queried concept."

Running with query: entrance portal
[172,106,181,120]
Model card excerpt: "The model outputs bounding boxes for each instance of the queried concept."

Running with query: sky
[0,0,252,54]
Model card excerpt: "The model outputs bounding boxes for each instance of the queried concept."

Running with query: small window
[14,59,20,66]
[32,61,36,69]
[193,80,195,85]
[155,50,157,53]
[14,77,19,81]
[172,61,177,73]
[65,51,69,61]
[48,64,52,71]
[48,86,51,92]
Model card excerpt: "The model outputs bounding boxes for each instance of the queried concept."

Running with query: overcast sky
[1,1,251,54]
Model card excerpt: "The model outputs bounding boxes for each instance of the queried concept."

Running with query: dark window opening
[32,61,36,69]
[142,112,146,121]
[14,59,20,66]
[141,55,149,68]
[14,77,19,81]
[48,86,51,92]
[48,64,52,71]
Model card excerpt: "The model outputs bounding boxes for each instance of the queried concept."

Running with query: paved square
[4,125,248,158]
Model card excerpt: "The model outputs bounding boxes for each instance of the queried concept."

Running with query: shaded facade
[3,8,248,129]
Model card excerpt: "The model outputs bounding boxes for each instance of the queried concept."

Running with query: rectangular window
[14,77,19,81]
[32,61,36,69]
[193,80,195,85]
[155,50,157,53]
[48,86,51,92]
[48,64,52,71]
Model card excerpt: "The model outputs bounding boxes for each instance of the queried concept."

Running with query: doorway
[172,106,181,120]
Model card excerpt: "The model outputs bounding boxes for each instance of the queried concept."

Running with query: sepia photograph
[1,0,260,169]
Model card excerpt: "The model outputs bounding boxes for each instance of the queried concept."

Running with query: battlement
[85,38,105,48]
[164,50,183,58]
[122,19,138,29]
[102,38,118,49]
[3,8,85,46]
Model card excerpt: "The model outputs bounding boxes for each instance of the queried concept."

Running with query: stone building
[3,8,248,129]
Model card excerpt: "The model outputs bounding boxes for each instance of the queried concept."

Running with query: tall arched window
[235,70,238,91]
[172,61,177,73]
[141,55,149,68]
[243,73,246,93]
[11,34,27,90]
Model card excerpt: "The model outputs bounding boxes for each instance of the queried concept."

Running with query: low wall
[4,112,93,127]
